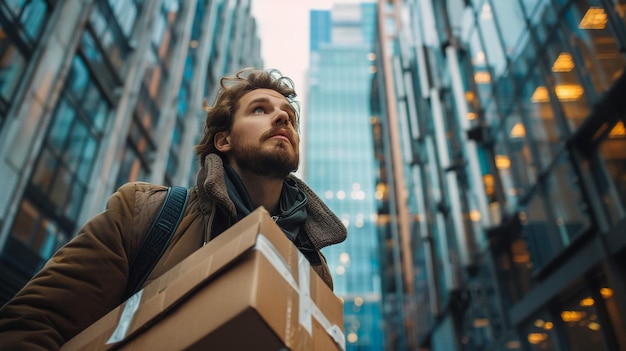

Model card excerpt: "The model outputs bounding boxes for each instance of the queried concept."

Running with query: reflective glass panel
[63,122,89,170]
[614,0,626,26]
[108,0,138,36]
[528,1,558,44]
[544,153,591,242]
[510,236,534,298]
[11,199,68,261]
[595,121,626,224]
[523,311,558,350]
[560,290,604,350]
[476,2,506,106]
[504,109,537,196]
[21,0,47,39]
[520,73,563,171]
[494,116,535,213]
[520,191,561,268]
[116,143,151,188]
[510,31,536,80]
[491,0,527,58]
[49,165,71,209]
[67,56,89,99]
[76,137,97,183]
[564,0,626,96]
[31,148,57,192]
[47,98,75,153]
[520,0,549,16]
[466,23,492,107]
[599,277,626,349]
[544,31,590,130]
[11,199,39,246]
[0,38,26,101]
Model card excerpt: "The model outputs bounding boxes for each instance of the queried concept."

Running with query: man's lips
[268,130,293,144]
[270,134,290,142]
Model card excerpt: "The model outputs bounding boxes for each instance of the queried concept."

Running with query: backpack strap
[124,186,189,299]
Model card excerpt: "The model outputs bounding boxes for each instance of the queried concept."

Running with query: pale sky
[250,0,375,95]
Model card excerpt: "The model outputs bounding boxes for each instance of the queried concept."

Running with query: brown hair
[195,67,300,166]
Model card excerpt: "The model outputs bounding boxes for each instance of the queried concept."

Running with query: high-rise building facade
[373,0,626,350]
[305,3,385,350]
[0,0,262,304]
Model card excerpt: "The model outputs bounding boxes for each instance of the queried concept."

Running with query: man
[0,68,347,350]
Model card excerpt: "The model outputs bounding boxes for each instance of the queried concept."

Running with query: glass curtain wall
[2,0,141,303]
[376,0,626,349]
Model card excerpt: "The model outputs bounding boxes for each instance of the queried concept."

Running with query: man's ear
[214,131,231,152]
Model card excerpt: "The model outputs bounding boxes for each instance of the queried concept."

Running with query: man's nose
[272,109,289,125]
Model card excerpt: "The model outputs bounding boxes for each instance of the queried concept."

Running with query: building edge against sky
[372,0,626,350]
[0,0,262,303]
[305,2,385,350]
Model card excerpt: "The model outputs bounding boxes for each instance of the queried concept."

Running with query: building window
[563,0,626,97]
[490,0,527,58]
[614,0,626,28]
[0,0,54,130]
[11,54,111,259]
[10,199,68,263]
[116,113,155,187]
[586,119,626,225]
[117,1,181,186]
[0,38,26,115]
[543,30,591,132]
[164,118,182,185]
[520,190,561,269]
[523,311,558,350]
[89,0,141,74]
[521,72,564,172]
[559,293,607,351]
[544,152,591,239]
[501,109,536,201]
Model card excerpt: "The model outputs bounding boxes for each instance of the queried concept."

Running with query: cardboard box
[62,208,345,351]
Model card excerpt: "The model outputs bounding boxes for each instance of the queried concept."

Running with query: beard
[228,138,299,179]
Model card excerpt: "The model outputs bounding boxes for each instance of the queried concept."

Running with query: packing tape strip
[254,234,299,290]
[255,235,345,351]
[106,289,143,344]
[311,301,346,351]
[297,253,312,335]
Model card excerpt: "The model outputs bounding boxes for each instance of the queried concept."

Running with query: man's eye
[253,107,265,114]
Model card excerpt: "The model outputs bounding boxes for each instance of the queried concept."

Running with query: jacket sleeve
[0,182,150,351]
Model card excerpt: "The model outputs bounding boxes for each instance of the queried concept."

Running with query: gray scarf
[223,164,308,241]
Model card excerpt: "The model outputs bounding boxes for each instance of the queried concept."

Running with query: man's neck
[229,165,283,214]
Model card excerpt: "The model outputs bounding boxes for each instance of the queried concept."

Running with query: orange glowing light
[579,8,607,29]
[552,53,574,72]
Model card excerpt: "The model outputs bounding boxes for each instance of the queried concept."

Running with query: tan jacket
[0,154,347,350]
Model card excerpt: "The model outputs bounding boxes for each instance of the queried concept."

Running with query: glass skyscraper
[305,3,384,350]
[372,0,626,350]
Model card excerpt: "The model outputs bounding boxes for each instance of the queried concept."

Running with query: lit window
[609,121,625,138]
[495,155,511,169]
[474,71,492,84]
[510,122,526,138]
[579,7,607,29]
[552,53,575,72]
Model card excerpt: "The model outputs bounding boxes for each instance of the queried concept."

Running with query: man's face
[216,88,300,178]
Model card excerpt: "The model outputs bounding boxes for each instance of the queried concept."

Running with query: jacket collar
[196,154,347,250]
